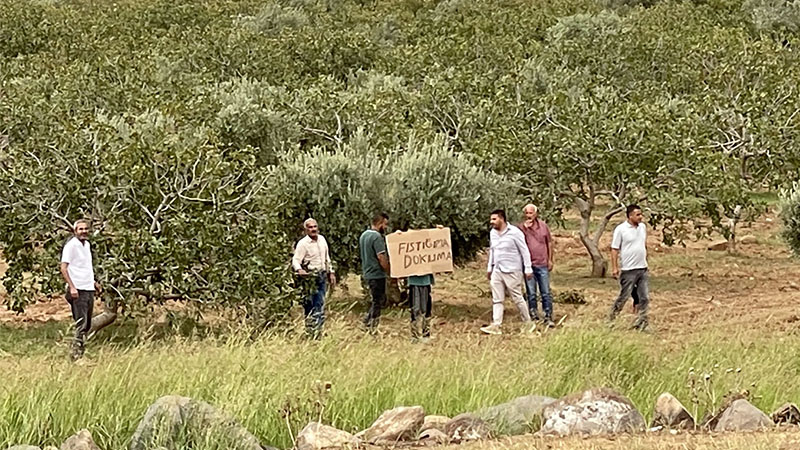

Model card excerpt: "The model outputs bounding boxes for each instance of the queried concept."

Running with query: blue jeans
[525,266,553,320]
[303,273,327,336]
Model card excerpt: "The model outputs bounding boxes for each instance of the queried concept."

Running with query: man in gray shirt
[608,204,649,330]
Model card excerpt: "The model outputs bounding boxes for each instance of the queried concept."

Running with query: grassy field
[2,211,800,449]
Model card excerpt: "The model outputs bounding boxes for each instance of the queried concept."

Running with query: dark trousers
[363,278,386,332]
[302,272,327,337]
[609,268,649,330]
[66,289,94,359]
[408,285,432,338]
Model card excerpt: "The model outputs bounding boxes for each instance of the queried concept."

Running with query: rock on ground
[444,413,492,442]
[128,395,263,450]
[541,388,646,437]
[474,395,555,435]
[296,422,359,450]
[7,446,42,450]
[60,430,101,450]
[772,403,800,425]
[357,406,425,444]
[707,240,729,251]
[419,415,450,433]
[418,428,449,444]
[651,392,695,430]
[740,235,758,244]
[714,399,773,432]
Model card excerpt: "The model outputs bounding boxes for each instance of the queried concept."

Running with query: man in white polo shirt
[60,219,102,360]
[608,204,649,330]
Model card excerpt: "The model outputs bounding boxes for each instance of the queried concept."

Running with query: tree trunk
[575,197,608,278]
[89,296,118,335]
[726,205,742,254]
[586,240,608,278]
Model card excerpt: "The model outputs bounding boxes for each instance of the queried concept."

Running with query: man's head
[626,204,643,225]
[523,204,538,222]
[371,212,390,233]
[73,219,91,241]
[490,209,507,230]
[304,218,319,239]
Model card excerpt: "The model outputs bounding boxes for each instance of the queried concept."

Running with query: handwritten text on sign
[386,228,454,278]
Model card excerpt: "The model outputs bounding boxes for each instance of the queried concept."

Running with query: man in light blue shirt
[481,209,534,335]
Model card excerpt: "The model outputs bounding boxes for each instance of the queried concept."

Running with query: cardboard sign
[386,228,454,278]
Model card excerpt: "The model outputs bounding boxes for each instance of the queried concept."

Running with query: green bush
[389,136,516,262]
[1,109,295,324]
[268,135,515,275]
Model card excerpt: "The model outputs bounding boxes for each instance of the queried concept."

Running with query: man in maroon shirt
[520,204,555,327]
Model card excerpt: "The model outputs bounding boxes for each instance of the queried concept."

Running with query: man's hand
[612,268,620,279]
[486,271,492,281]
[329,272,337,287]
[525,272,534,280]
[69,286,78,300]
[94,282,102,295]
[297,269,309,276]
[548,261,554,272]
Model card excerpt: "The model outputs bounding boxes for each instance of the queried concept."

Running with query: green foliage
[1,108,295,323]
[2,0,800,310]
[780,183,800,256]
[744,0,800,37]
[268,135,513,275]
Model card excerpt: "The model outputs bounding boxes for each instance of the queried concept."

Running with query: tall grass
[2,320,799,449]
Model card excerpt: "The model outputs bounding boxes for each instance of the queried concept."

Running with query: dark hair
[490,209,507,222]
[371,212,389,225]
[626,204,642,217]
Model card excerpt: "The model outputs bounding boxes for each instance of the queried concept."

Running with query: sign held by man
[386,227,453,278]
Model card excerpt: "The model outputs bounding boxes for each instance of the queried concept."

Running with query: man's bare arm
[377,252,390,273]
[60,262,78,298]
[610,248,620,278]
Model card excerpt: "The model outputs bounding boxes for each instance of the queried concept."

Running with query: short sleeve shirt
[408,274,434,286]
[60,237,95,290]
[359,229,387,280]
[611,221,647,271]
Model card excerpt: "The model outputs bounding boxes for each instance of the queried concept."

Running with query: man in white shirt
[60,219,102,361]
[481,209,534,335]
[292,218,336,337]
[609,204,649,330]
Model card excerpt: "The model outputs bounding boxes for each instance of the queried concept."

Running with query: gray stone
[419,415,450,433]
[541,388,646,436]
[708,240,729,251]
[474,395,556,435]
[7,446,41,450]
[443,413,492,442]
[740,235,758,245]
[772,403,800,425]
[358,406,425,444]
[651,392,695,430]
[714,399,773,432]
[129,395,262,450]
[418,428,449,444]
[60,430,100,450]
[296,422,359,450]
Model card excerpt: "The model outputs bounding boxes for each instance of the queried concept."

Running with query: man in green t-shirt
[359,212,390,332]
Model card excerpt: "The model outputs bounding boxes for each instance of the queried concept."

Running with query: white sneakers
[480,322,539,335]
[480,324,503,335]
